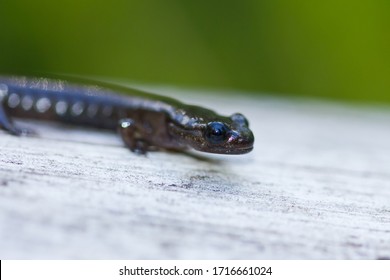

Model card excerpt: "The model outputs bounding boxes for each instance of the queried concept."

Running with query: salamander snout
[228,113,254,152]
[226,120,254,154]
[225,128,254,154]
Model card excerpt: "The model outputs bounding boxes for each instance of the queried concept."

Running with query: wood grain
[1,88,389,259]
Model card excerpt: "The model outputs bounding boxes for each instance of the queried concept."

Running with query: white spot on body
[180,115,190,125]
[21,96,34,110]
[8,93,21,108]
[87,104,98,118]
[55,101,68,115]
[71,102,84,116]
[0,84,8,101]
[35,97,51,113]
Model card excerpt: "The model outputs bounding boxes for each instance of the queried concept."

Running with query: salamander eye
[205,122,228,144]
[230,113,249,126]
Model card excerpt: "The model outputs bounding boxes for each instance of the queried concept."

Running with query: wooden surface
[1,87,390,259]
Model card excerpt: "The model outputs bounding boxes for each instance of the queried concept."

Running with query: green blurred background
[0,0,389,103]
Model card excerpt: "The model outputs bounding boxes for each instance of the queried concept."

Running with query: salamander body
[0,76,254,154]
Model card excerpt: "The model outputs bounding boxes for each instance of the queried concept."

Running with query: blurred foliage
[0,0,389,103]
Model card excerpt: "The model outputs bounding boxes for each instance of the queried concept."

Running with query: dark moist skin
[0,76,254,155]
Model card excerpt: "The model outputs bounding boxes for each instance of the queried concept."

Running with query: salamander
[0,76,254,154]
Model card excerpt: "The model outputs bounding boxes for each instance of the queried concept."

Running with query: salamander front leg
[0,104,35,136]
[118,118,150,155]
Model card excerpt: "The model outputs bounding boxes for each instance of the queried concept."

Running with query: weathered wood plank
[1,88,390,259]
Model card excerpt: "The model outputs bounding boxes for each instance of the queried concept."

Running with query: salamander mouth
[201,144,254,155]
[229,145,254,154]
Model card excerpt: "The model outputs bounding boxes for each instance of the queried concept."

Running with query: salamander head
[169,112,254,154]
